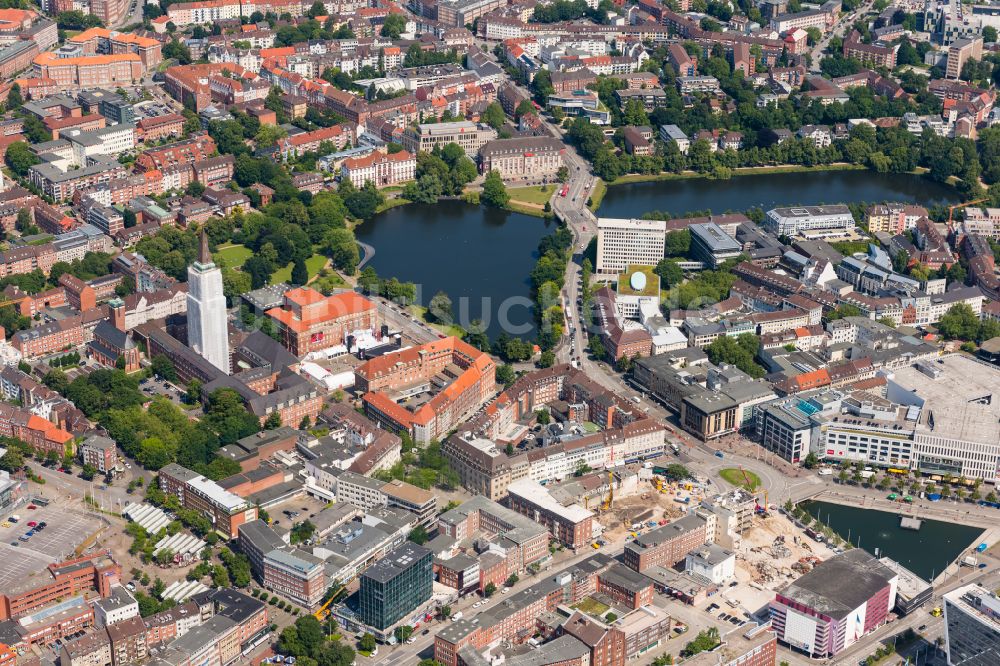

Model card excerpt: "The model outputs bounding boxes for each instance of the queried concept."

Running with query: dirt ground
[735,511,836,592]
[595,477,707,541]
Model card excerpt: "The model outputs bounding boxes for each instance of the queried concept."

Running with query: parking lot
[0,502,103,562]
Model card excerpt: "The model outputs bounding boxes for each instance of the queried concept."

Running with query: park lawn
[506,201,545,218]
[719,468,761,491]
[213,243,252,268]
[270,253,327,284]
[508,185,554,206]
[587,179,607,212]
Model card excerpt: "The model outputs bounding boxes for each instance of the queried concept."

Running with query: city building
[947,37,983,79]
[596,218,666,275]
[266,287,377,357]
[93,586,138,627]
[358,542,433,631]
[763,205,855,238]
[505,479,594,549]
[478,137,565,179]
[358,337,496,444]
[0,554,121,621]
[186,231,230,373]
[60,631,111,666]
[770,549,897,659]
[689,222,742,268]
[158,463,257,539]
[261,548,326,609]
[943,583,1000,665]
[340,150,416,188]
[623,514,709,572]
[401,121,497,156]
[79,435,119,475]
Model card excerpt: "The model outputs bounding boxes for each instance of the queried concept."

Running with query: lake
[355,200,555,339]
[598,170,962,219]
[357,171,959,341]
[802,500,984,582]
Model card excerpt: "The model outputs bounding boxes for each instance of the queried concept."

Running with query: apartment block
[623,514,708,572]
[159,463,257,539]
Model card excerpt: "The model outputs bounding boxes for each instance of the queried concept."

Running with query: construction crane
[313,582,346,621]
[601,470,614,511]
[947,198,987,228]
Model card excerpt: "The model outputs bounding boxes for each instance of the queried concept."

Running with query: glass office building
[359,542,433,630]
[944,584,1000,665]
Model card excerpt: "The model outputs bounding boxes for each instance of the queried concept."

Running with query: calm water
[802,500,984,581]
[356,172,959,341]
[355,200,554,339]
[598,171,961,218]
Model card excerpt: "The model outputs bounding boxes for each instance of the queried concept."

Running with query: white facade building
[684,544,736,584]
[596,217,666,275]
[764,205,856,237]
[186,232,230,373]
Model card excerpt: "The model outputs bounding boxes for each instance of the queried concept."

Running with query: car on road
[26,521,36,527]
[918,625,927,631]
[9,541,16,546]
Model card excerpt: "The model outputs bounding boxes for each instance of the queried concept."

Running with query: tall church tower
[187,231,230,373]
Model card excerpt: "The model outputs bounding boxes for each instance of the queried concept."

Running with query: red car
[26,521,37,528]
[27,505,36,510]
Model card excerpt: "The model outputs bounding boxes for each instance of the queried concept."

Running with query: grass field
[213,244,252,268]
[719,468,761,491]
[270,254,327,284]
[374,197,411,215]
[508,185,554,206]
[588,179,607,212]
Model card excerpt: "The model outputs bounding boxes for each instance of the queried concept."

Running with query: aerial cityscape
[0,0,1000,665]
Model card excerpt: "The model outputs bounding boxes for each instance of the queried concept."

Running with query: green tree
[394,625,413,643]
[803,452,819,469]
[290,520,316,544]
[291,257,309,286]
[408,524,429,545]
[496,364,516,386]
[481,101,506,129]
[6,82,22,110]
[6,141,38,177]
[481,170,509,208]
[358,633,376,653]
[381,14,407,39]
[938,303,979,340]
[484,582,497,597]
[428,290,453,325]
[81,463,97,481]
[151,355,177,382]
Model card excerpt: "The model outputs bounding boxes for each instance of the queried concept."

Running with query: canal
[355,200,555,339]
[597,170,961,219]
[801,500,984,582]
